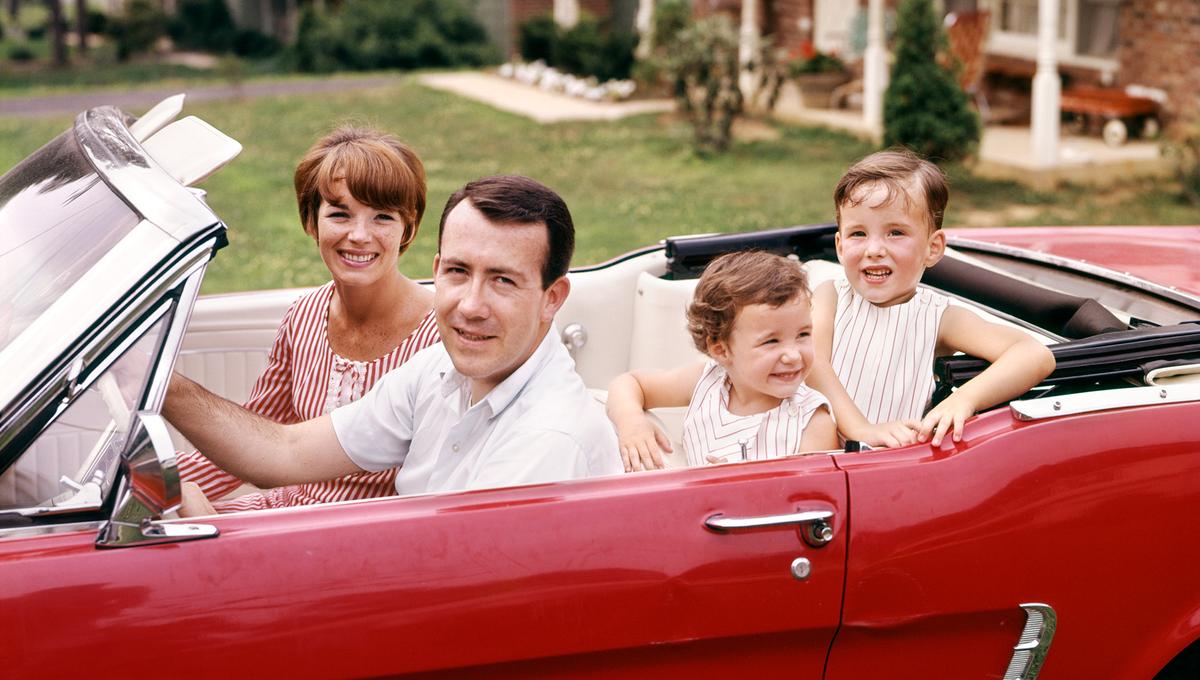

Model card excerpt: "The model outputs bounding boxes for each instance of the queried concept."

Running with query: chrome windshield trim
[1002,603,1057,680]
[1010,383,1200,421]
[74,106,221,242]
[0,518,104,540]
[947,237,1200,311]
[0,235,218,460]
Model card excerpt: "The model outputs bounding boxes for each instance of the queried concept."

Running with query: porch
[769,80,1169,191]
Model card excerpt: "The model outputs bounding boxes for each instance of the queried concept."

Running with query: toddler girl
[608,250,838,471]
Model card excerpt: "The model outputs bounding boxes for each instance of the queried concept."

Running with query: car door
[825,395,1200,679]
[3,452,847,678]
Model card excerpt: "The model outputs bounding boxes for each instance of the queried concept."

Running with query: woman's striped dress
[177,282,440,512]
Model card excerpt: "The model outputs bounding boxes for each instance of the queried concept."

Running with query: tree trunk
[45,0,67,66]
[74,0,86,55]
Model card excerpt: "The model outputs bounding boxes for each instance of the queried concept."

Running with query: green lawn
[0,74,1195,294]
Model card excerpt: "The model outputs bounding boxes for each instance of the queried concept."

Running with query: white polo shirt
[330,326,622,496]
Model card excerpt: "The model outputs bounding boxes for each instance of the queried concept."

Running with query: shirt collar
[438,324,561,417]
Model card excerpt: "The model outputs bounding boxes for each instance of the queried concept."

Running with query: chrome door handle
[704,509,835,547]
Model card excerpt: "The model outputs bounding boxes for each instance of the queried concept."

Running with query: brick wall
[1117,0,1200,125]
[768,0,814,57]
[691,0,816,57]
[580,0,613,21]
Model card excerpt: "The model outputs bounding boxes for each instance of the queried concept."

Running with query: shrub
[1165,120,1200,206]
[518,14,557,64]
[232,28,280,58]
[882,0,980,162]
[291,0,498,72]
[555,16,604,78]
[85,9,108,36]
[168,0,236,52]
[106,0,167,61]
[8,43,35,62]
[517,14,638,81]
[651,0,690,52]
[662,15,743,155]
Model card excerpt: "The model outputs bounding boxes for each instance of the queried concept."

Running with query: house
[690,0,1198,133]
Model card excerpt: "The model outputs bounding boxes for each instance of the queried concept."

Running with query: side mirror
[97,411,217,548]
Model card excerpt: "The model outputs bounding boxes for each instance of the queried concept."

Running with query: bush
[555,17,604,78]
[1165,120,1200,206]
[290,0,498,72]
[517,14,557,63]
[168,0,236,52]
[651,0,690,52]
[106,0,167,61]
[7,43,35,62]
[662,15,743,155]
[516,14,638,81]
[85,9,108,36]
[233,28,280,58]
[882,0,980,162]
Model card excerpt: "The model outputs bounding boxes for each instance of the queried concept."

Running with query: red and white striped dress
[177,282,441,512]
[681,360,830,467]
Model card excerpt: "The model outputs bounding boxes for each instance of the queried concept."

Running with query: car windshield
[0,130,140,353]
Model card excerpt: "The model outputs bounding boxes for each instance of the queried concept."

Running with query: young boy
[807,149,1056,448]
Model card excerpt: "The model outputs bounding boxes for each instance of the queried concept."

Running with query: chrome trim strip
[0,235,217,462]
[704,509,834,532]
[1002,603,1057,680]
[948,237,1200,310]
[0,519,104,540]
[75,106,221,241]
[143,264,206,413]
[1010,383,1200,421]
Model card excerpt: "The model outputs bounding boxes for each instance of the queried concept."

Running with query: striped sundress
[681,360,830,466]
[830,279,949,424]
[177,281,441,512]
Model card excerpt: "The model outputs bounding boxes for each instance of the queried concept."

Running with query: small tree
[663,15,743,155]
[883,0,980,162]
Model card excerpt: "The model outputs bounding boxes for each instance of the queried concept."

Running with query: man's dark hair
[437,175,575,289]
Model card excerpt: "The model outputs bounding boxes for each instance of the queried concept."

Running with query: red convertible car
[2,100,1200,679]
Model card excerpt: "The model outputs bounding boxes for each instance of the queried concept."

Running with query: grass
[0,73,1195,294]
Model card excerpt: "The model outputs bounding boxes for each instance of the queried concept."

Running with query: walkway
[419,72,673,123]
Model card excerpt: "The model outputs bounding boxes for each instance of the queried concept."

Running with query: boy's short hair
[833,148,948,231]
[294,125,426,254]
[686,250,810,354]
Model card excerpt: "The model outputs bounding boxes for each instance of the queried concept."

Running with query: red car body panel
[957,225,1200,297]
[828,401,1200,679]
[2,454,848,678]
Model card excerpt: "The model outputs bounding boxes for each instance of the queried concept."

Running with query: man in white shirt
[165,175,621,499]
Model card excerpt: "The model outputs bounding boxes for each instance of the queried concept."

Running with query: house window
[1075,0,1121,58]
[976,0,1118,67]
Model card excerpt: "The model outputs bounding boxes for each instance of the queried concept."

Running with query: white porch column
[554,0,580,28]
[635,0,654,58]
[862,0,888,131]
[1030,0,1061,166]
[739,0,760,97]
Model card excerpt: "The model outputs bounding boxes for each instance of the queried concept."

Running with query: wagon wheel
[1102,118,1128,147]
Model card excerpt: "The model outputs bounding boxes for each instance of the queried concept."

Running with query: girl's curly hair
[686,250,810,354]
